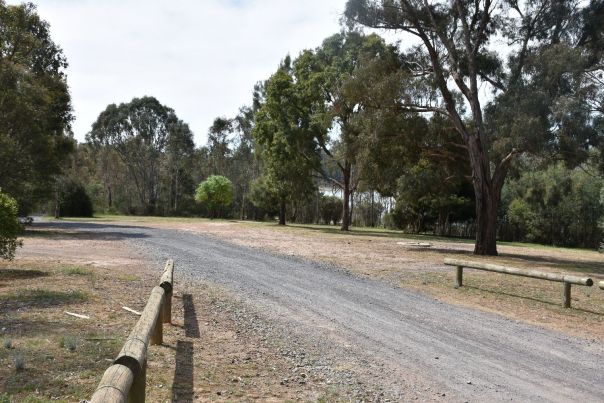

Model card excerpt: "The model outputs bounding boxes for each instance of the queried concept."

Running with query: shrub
[0,189,22,260]
[59,181,94,217]
[194,175,233,218]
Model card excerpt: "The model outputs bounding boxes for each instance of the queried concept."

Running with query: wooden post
[90,364,134,403]
[151,314,163,346]
[563,282,572,308]
[129,359,146,403]
[160,260,174,324]
[162,292,172,324]
[455,266,463,288]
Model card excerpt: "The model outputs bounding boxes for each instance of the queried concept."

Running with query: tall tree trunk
[467,137,506,256]
[340,162,351,231]
[278,197,286,226]
[107,185,112,208]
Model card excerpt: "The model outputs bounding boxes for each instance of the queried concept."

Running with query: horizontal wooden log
[90,364,134,403]
[115,286,164,370]
[444,258,593,286]
[159,259,174,292]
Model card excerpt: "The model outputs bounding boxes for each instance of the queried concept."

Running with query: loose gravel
[39,221,604,402]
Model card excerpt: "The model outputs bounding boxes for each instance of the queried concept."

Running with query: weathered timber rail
[444,258,593,308]
[90,259,174,403]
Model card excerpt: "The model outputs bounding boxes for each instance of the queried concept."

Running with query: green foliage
[248,176,280,216]
[194,175,234,218]
[0,1,74,213]
[57,180,93,217]
[319,196,343,226]
[88,96,194,215]
[252,59,318,224]
[500,164,603,248]
[0,189,22,260]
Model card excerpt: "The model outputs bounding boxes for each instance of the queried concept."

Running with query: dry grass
[102,217,604,341]
[0,226,356,402]
[0,260,163,403]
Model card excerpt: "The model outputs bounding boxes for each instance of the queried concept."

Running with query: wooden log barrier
[90,260,174,403]
[159,259,174,324]
[89,364,134,403]
[444,258,593,308]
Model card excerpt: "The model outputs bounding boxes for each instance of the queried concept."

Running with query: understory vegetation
[2,1,604,254]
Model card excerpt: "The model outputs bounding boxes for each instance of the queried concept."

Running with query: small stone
[466,381,472,385]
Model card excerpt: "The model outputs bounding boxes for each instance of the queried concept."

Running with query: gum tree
[345,0,598,254]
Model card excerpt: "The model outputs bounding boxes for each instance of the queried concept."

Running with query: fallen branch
[122,306,142,316]
[65,311,90,319]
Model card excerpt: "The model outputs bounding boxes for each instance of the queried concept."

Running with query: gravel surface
[39,221,604,402]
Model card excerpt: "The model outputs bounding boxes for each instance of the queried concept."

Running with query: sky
[9,0,353,145]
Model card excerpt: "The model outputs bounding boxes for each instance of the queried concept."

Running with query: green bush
[59,181,94,217]
[0,189,22,260]
[194,175,233,218]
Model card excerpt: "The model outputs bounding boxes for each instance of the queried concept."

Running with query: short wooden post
[455,266,463,288]
[162,290,172,324]
[129,359,146,403]
[151,315,163,346]
[563,282,572,308]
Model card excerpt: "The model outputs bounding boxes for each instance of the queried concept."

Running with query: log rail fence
[89,259,174,403]
[444,258,595,308]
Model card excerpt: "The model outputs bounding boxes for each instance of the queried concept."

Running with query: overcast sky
[9,0,352,145]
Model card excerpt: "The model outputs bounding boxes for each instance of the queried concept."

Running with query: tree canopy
[345,0,603,254]
[0,1,74,213]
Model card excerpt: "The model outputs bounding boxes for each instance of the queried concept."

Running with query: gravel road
[39,221,604,402]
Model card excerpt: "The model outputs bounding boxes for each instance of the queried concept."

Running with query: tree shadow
[0,289,88,310]
[412,247,604,276]
[182,294,200,339]
[463,285,604,315]
[23,221,151,240]
[289,224,474,243]
[173,340,194,403]
[0,268,48,281]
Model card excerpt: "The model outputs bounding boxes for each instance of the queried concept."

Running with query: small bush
[58,181,94,217]
[60,336,77,352]
[3,339,13,349]
[0,189,22,260]
[13,354,24,371]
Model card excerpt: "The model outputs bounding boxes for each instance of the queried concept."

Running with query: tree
[0,1,74,212]
[252,58,318,225]
[56,180,94,218]
[0,189,22,260]
[194,175,234,218]
[88,97,193,215]
[295,32,401,230]
[345,0,599,254]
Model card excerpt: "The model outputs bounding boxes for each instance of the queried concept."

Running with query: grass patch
[116,273,139,282]
[59,266,92,276]
[0,289,88,308]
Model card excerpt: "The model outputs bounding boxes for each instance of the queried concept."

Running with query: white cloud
[8,0,348,144]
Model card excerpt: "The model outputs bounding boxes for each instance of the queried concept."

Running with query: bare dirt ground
[40,219,601,402]
[108,218,604,341]
[0,226,356,402]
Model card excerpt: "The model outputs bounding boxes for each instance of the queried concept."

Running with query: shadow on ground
[23,221,151,241]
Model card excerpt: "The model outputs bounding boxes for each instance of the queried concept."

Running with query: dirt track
[37,221,604,402]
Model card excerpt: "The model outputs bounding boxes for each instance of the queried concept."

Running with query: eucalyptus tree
[0,1,73,212]
[295,31,403,230]
[252,57,319,225]
[345,0,599,255]
[88,97,193,215]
